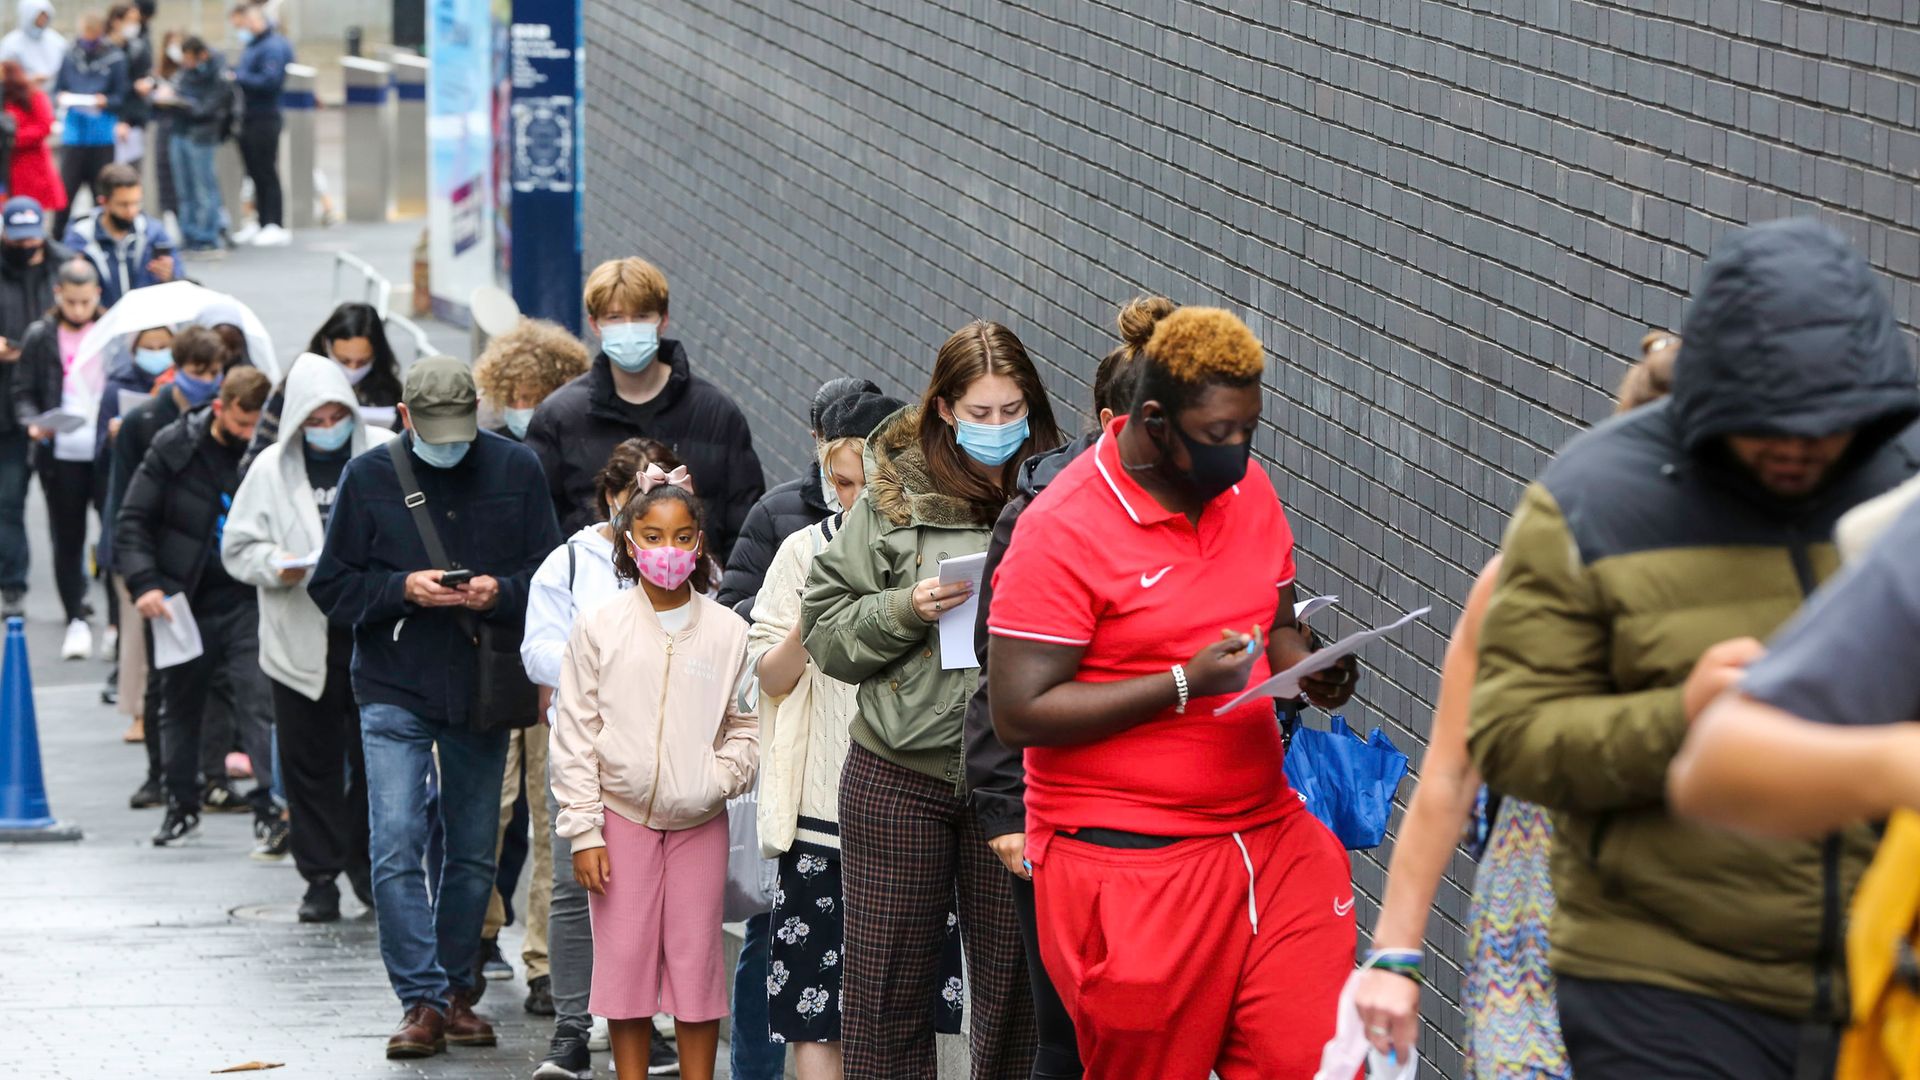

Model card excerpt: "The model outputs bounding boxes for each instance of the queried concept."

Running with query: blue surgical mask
[954,416,1029,467]
[601,321,659,373]
[504,407,534,439]
[303,417,354,453]
[134,347,173,376]
[235,27,255,44]
[412,434,471,469]
[174,369,222,407]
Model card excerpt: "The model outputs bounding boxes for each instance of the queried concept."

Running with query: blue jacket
[309,432,561,725]
[232,25,292,115]
[53,38,128,146]
[65,210,184,309]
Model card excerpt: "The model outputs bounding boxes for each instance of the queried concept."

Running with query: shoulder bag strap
[387,440,476,637]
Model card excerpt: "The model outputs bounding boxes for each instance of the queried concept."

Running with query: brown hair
[609,484,712,593]
[583,257,670,321]
[593,437,682,521]
[473,318,590,407]
[219,365,270,412]
[1094,296,1173,420]
[94,163,140,199]
[1617,330,1680,414]
[171,325,224,373]
[1,60,32,110]
[212,324,249,370]
[917,320,1062,516]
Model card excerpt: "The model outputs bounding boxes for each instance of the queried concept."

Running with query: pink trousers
[587,810,730,1022]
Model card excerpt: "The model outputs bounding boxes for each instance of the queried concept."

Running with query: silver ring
[933,601,943,612]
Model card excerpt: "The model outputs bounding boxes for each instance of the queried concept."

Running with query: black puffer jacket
[523,344,764,557]
[114,409,236,598]
[716,461,832,619]
[962,429,1099,840]
[0,242,73,435]
[10,314,63,447]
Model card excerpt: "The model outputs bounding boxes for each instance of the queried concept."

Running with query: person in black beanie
[715,375,881,619]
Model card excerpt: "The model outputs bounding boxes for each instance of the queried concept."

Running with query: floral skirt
[1463,797,1572,1080]
[766,839,965,1043]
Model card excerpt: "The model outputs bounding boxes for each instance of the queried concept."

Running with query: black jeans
[1558,975,1835,1080]
[158,594,275,813]
[37,456,98,622]
[139,623,232,786]
[238,112,284,228]
[56,143,116,236]
[271,643,369,883]
[1009,873,1083,1079]
[0,429,28,592]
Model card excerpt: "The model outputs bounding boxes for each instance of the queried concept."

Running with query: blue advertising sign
[507,0,584,334]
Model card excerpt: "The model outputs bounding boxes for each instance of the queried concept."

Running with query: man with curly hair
[472,318,590,442]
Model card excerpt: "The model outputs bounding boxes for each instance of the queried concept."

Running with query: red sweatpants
[1032,808,1356,1079]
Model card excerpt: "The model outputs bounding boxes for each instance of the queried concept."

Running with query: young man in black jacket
[523,256,763,557]
[0,196,73,617]
[115,366,276,846]
[309,356,560,1061]
[715,375,878,619]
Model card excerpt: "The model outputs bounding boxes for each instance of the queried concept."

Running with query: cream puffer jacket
[551,586,758,852]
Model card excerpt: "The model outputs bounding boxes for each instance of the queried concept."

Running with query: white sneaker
[61,618,92,660]
[98,624,118,660]
[588,1015,609,1051]
[230,221,262,245]
[251,224,291,247]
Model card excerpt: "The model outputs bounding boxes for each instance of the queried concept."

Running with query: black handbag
[387,442,539,731]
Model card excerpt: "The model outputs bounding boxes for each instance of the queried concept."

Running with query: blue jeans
[360,702,508,1012]
[731,912,785,1080]
[169,136,220,248]
[0,430,27,591]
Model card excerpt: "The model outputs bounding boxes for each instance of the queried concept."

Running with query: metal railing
[331,251,392,319]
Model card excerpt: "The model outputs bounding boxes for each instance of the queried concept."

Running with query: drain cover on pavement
[229,903,302,924]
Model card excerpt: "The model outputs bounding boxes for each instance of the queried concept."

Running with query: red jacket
[7,90,66,212]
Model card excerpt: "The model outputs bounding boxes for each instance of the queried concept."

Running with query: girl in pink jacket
[550,468,758,1080]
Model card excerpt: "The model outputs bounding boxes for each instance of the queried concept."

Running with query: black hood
[1015,429,1101,498]
[1673,218,1920,455]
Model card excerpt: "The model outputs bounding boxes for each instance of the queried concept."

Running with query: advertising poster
[428,0,498,323]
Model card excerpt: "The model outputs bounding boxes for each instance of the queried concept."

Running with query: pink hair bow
[638,463,690,493]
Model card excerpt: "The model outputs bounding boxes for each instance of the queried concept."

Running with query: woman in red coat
[4,60,66,213]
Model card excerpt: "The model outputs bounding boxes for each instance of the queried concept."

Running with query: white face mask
[819,468,837,510]
[165,42,182,64]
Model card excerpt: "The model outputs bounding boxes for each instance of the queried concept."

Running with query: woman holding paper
[243,302,406,471]
[984,306,1358,1080]
[802,321,1061,1078]
[222,352,394,921]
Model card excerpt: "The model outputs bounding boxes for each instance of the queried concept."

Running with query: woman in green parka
[802,321,1062,1078]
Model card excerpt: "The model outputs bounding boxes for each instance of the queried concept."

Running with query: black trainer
[345,862,375,910]
[152,805,199,846]
[1,588,23,618]
[128,777,164,809]
[524,974,554,1015]
[531,1027,592,1080]
[298,879,341,923]
[482,938,513,980]
[202,781,252,813]
[251,816,290,861]
[648,1029,679,1075]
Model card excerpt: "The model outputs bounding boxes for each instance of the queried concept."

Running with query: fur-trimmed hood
[865,405,997,529]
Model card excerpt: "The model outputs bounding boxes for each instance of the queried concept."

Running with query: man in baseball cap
[0,193,72,619]
[309,352,561,1060]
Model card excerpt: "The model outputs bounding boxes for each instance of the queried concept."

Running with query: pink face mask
[628,540,699,590]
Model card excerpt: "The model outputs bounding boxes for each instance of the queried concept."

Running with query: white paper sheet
[117,388,152,417]
[23,408,86,434]
[936,551,989,670]
[150,593,204,669]
[1294,594,1338,622]
[270,551,320,571]
[1214,606,1430,714]
[360,405,398,428]
[57,91,101,113]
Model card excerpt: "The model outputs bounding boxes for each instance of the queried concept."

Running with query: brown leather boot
[444,989,497,1047]
[385,1003,446,1059]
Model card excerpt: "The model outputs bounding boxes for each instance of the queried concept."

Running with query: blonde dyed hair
[583,257,670,320]
[1144,307,1264,386]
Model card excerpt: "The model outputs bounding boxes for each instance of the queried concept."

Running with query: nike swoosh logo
[1333,896,1355,917]
[1140,565,1173,588]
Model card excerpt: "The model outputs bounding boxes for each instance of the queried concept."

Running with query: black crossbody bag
[388,441,539,731]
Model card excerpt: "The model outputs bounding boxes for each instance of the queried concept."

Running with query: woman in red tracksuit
[986,306,1358,1079]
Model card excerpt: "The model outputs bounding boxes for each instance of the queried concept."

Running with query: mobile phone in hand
[439,569,474,588]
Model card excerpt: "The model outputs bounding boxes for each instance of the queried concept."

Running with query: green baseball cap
[402,355,479,444]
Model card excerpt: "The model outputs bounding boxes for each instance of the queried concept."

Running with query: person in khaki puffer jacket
[550,476,756,1080]
[1469,218,1920,1079]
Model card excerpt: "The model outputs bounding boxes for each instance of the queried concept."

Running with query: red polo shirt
[987,417,1301,860]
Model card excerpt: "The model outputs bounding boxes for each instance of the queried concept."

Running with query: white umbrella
[75,280,280,382]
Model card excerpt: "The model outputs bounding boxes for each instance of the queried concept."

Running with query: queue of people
[13,212,1920,1080]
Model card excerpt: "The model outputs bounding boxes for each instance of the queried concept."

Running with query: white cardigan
[221,354,395,700]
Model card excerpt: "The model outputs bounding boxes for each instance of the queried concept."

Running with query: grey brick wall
[582,2,1920,1073]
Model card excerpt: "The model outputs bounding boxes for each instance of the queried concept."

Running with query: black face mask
[1,243,38,270]
[106,212,137,234]
[1149,417,1252,506]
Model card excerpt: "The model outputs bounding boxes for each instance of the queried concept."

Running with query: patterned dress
[1463,797,1573,1080]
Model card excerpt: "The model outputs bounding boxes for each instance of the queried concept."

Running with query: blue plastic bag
[1284,714,1410,850]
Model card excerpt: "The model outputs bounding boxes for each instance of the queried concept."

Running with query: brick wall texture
[582,1,1920,1072]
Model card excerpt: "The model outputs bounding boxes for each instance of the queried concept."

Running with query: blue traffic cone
[0,616,81,841]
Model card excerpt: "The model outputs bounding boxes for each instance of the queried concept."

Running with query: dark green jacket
[1470,218,1920,1020]
[803,406,997,788]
